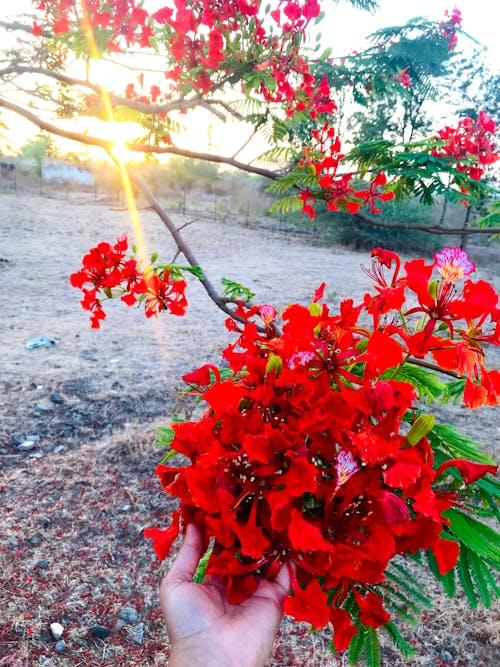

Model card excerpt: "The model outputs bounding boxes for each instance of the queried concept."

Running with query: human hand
[161,524,290,667]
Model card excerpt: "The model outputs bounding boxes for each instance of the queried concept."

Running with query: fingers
[164,523,204,586]
[274,562,292,597]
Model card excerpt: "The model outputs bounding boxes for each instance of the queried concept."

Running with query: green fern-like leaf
[365,628,381,667]
[428,424,496,465]
[468,551,493,607]
[425,549,456,597]
[386,567,433,609]
[456,547,479,609]
[220,277,255,302]
[269,194,302,215]
[391,364,446,404]
[445,510,500,564]
[348,625,366,665]
[383,622,417,659]
[441,379,466,404]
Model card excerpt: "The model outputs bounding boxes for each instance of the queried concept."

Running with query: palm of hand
[161,525,290,667]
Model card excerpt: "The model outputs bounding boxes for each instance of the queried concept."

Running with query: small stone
[120,504,131,512]
[30,452,44,459]
[90,625,110,639]
[50,622,64,640]
[53,445,67,454]
[36,559,48,569]
[440,650,454,663]
[49,392,64,405]
[119,606,139,623]
[44,443,55,453]
[18,440,36,451]
[27,434,41,442]
[28,534,41,546]
[55,640,66,653]
[36,404,52,413]
[128,623,145,646]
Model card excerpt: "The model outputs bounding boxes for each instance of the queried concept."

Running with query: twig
[126,172,266,330]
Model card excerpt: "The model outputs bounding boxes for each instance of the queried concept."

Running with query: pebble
[55,640,66,653]
[90,625,110,639]
[128,623,145,646]
[119,606,139,623]
[36,559,48,569]
[44,443,55,453]
[36,404,52,413]
[440,650,454,663]
[50,392,65,404]
[30,452,44,459]
[28,534,41,546]
[50,622,64,640]
[53,445,67,454]
[18,440,36,451]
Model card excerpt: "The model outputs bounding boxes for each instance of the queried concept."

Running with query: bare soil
[0,191,499,666]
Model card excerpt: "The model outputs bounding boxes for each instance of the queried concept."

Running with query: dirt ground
[0,190,499,666]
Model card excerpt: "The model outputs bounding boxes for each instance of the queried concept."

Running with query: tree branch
[128,143,281,179]
[0,64,206,116]
[126,172,263,328]
[354,211,500,236]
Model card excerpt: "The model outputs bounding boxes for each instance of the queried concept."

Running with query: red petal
[144,510,180,559]
[284,577,330,630]
[330,607,358,652]
[431,537,459,575]
[435,459,497,485]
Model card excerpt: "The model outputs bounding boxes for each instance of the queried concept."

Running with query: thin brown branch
[0,65,204,116]
[0,96,112,151]
[354,211,500,236]
[407,357,458,379]
[129,143,280,179]
[127,172,264,328]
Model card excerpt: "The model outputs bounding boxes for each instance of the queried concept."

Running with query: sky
[0,0,498,157]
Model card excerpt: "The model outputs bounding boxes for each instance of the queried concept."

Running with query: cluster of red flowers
[431,111,499,183]
[69,235,187,328]
[32,1,327,101]
[145,246,498,649]
[298,122,395,219]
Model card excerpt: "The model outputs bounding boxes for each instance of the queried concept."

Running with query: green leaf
[425,549,456,596]
[428,424,496,465]
[469,551,492,607]
[383,622,417,659]
[391,364,445,404]
[365,628,381,667]
[156,426,175,448]
[348,625,366,665]
[220,277,255,302]
[456,547,479,608]
[193,546,213,584]
[444,509,500,563]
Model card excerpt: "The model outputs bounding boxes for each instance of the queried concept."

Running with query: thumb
[163,524,204,586]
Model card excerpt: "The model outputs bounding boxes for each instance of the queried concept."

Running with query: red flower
[284,575,330,630]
